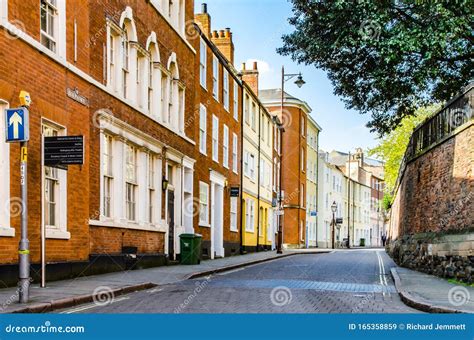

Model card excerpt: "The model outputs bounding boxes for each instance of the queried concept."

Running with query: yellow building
[241,64,276,252]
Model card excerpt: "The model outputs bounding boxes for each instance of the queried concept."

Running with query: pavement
[0,249,328,314]
[391,266,474,313]
[55,249,418,314]
[2,248,470,314]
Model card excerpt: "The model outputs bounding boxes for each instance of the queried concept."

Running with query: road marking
[376,251,390,297]
[217,267,246,275]
[60,296,130,314]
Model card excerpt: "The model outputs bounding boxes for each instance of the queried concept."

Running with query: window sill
[198,223,210,228]
[245,229,255,234]
[0,227,15,237]
[46,228,71,240]
[230,229,239,233]
[89,219,167,233]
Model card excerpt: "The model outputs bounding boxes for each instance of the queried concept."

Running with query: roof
[328,150,383,167]
[259,88,312,114]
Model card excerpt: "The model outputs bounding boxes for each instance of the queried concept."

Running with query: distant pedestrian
[381,234,387,247]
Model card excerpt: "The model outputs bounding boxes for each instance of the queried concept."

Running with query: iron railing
[405,84,473,161]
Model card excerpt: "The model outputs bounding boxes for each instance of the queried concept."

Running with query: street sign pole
[18,140,29,303]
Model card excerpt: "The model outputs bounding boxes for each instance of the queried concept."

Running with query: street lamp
[331,201,337,249]
[276,66,305,254]
[294,73,306,88]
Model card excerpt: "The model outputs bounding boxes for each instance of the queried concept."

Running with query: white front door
[210,171,225,259]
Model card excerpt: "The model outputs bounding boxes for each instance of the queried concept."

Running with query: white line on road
[376,251,390,297]
[60,296,130,314]
[217,267,246,275]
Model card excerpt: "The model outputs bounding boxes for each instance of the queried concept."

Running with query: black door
[168,190,175,261]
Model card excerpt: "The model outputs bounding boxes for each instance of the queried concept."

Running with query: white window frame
[246,199,255,233]
[199,38,207,89]
[223,69,229,111]
[40,0,66,57]
[212,55,219,100]
[199,181,210,226]
[223,125,229,168]
[212,115,219,163]
[249,153,255,181]
[233,80,239,121]
[42,120,69,240]
[232,133,238,174]
[125,144,138,222]
[230,197,238,232]
[199,104,207,155]
[102,134,114,219]
[251,102,257,131]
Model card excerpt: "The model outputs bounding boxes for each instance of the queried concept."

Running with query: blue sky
[194,0,380,153]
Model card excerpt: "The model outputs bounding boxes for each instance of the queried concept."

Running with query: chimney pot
[225,27,231,37]
[219,29,225,37]
[202,3,207,14]
[253,61,258,70]
[242,62,246,71]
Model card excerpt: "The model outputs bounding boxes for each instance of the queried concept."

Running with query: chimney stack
[241,61,259,95]
[195,3,211,37]
[211,26,235,65]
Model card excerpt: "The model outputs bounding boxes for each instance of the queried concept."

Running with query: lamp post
[276,66,305,254]
[331,201,337,249]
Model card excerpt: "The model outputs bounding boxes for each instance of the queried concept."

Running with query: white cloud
[244,58,272,74]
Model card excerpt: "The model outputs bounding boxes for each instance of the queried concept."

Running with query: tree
[278,0,473,135]
[368,105,439,207]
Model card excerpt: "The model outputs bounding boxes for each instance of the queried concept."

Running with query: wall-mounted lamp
[162,177,169,191]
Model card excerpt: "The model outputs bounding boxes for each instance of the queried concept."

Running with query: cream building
[306,116,321,247]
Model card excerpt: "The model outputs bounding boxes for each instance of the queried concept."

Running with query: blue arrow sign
[5,107,29,142]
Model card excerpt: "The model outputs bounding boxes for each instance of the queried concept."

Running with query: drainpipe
[256,100,262,252]
[239,79,245,254]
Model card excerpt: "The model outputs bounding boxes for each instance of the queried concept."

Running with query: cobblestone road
[59,250,419,313]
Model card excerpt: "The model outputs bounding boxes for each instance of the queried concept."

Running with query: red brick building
[0,0,197,284]
[260,90,310,248]
[193,4,242,258]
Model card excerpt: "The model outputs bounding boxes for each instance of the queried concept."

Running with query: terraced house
[239,64,277,252]
[0,0,313,286]
[0,0,197,284]
[194,4,242,259]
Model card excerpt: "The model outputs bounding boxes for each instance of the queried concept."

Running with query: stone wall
[387,231,474,284]
[387,89,473,283]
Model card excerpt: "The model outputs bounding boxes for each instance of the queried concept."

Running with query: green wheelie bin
[179,234,202,265]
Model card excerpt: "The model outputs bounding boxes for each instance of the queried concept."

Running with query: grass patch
[448,279,474,287]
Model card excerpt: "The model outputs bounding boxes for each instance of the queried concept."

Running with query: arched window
[168,61,178,128]
[146,32,162,120]
[167,53,184,133]
[118,7,138,101]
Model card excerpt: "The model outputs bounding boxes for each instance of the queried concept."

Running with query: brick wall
[192,23,242,257]
[90,226,165,254]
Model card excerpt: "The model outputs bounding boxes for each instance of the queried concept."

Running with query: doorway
[210,173,225,259]
[168,190,175,260]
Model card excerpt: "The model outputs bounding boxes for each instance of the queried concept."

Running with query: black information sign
[230,187,240,197]
[336,217,344,225]
[44,136,84,167]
